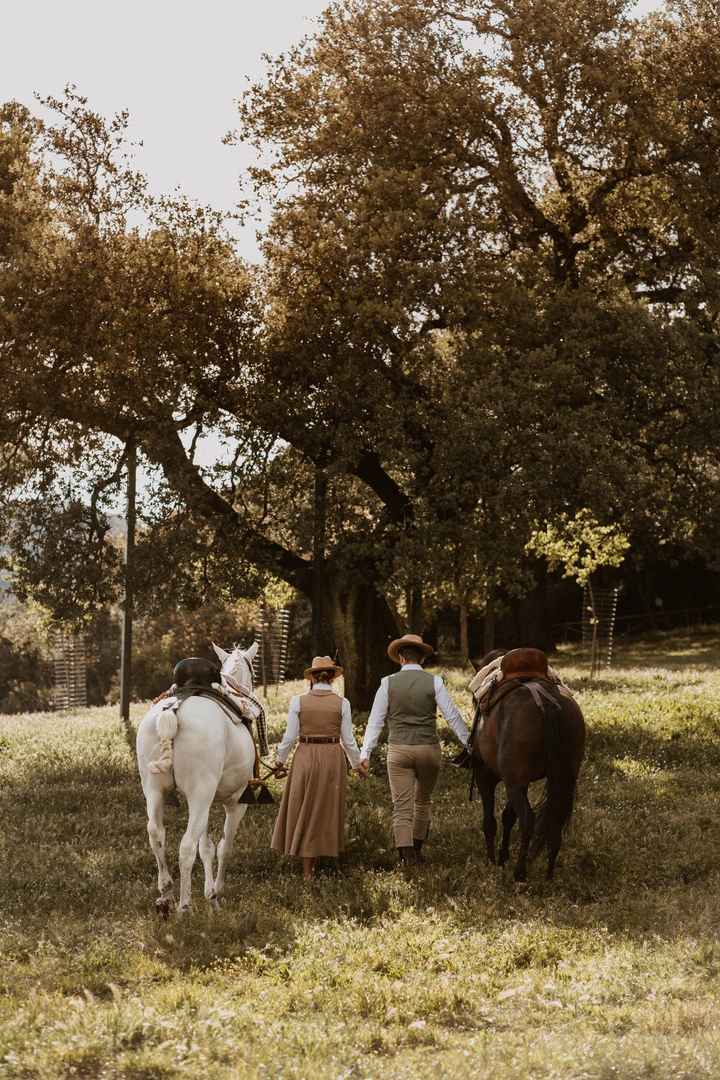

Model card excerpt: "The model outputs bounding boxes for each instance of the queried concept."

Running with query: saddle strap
[522,680,562,713]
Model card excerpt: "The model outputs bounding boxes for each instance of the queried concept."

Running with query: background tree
[2,1,720,705]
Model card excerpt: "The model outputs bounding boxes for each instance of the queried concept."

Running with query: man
[359,633,470,864]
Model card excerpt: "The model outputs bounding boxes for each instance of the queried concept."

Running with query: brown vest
[299,690,343,736]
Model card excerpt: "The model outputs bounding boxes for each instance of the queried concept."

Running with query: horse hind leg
[498,802,517,867]
[146,787,174,912]
[477,771,499,864]
[507,785,535,883]
[213,802,248,900]
[198,831,217,907]
[177,794,214,914]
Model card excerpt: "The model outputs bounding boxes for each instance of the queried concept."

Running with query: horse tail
[148,709,178,774]
[529,698,578,861]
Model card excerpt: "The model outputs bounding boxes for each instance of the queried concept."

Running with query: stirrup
[238,786,257,805]
[255,784,275,805]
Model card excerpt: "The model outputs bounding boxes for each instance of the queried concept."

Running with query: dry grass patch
[1,629,720,1077]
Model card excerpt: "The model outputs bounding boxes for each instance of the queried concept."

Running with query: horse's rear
[472,677,586,881]
[137,697,256,913]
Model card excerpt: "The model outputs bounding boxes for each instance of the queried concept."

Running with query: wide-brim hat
[304,655,344,679]
[387,633,434,664]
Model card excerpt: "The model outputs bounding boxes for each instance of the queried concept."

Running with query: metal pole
[119,437,137,727]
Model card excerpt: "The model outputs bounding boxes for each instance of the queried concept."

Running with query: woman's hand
[355,759,369,779]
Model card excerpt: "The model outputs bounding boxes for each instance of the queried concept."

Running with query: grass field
[2,630,720,1079]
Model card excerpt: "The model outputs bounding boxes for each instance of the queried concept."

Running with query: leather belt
[299,735,340,744]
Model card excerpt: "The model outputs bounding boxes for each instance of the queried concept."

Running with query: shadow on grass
[3,705,720,975]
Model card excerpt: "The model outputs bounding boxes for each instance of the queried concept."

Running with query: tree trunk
[311,467,334,656]
[405,586,425,634]
[459,599,469,662]
[329,577,399,709]
[483,584,496,654]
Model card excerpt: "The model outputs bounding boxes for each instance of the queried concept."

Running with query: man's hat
[304,655,344,679]
[387,633,434,664]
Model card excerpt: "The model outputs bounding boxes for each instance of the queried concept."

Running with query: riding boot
[413,838,425,863]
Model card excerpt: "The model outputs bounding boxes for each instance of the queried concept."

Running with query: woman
[271,656,366,880]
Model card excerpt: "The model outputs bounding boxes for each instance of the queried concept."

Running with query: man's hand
[273,762,288,779]
[356,758,369,778]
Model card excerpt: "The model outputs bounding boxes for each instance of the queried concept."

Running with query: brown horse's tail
[529,697,578,862]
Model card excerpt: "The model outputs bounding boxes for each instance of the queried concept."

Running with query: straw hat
[387,633,434,664]
[304,655,344,679]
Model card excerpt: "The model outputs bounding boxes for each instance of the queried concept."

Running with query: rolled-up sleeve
[276,695,301,763]
[435,676,470,745]
[360,677,389,759]
[340,698,361,768]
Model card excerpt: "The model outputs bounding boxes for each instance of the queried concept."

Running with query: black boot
[397,846,415,864]
[413,838,425,863]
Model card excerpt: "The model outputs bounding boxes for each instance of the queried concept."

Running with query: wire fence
[555,602,720,644]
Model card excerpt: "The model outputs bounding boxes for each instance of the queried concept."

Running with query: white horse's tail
[148,709,178,774]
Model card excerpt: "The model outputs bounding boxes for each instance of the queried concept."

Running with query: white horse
[136,642,262,914]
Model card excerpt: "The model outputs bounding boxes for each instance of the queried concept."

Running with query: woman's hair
[398,645,425,664]
[311,670,335,684]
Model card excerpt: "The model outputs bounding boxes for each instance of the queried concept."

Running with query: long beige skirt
[271,743,347,858]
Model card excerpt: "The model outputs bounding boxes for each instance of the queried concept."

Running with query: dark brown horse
[470,648,586,881]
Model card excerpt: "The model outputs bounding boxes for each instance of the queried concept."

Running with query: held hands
[273,762,289,779]
[355,758,369,779]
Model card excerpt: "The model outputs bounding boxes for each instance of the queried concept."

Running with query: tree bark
[328,577,398,709]
[459,599,469,662]
[311,467,331,656]
[483,584,496,654]
[405,586,424,634]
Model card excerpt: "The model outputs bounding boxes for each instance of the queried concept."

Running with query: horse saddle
[175,684,251,727]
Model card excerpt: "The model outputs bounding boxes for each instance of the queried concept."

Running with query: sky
[3,0,662,263]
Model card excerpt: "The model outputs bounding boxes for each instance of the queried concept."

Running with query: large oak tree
[2,1,720,704]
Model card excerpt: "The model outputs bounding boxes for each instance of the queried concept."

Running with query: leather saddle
[173,656,253,731]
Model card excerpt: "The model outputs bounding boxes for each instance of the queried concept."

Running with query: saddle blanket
[468,655,574,709]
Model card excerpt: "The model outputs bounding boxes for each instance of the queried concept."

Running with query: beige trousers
[386,743,442,848]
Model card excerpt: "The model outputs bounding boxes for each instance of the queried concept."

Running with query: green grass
[2,629,720,1078]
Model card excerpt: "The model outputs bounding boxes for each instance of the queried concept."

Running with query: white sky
[3,0,662,262]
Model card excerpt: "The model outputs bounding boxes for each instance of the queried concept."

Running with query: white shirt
[276,685,361,768]
[360,664,470,759]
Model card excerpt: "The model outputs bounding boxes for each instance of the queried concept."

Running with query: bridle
[221,648,269,757]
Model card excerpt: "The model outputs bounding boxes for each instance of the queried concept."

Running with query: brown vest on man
[387,669,438,745]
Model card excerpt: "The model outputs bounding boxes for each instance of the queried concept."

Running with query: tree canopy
[2,1,720,704]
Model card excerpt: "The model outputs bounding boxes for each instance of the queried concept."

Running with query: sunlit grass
[2,631,720,1077]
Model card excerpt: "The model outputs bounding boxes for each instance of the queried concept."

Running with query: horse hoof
[155,896,172,919]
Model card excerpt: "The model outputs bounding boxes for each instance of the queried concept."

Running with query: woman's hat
[387,633,434,664]
[304,655,344,679]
